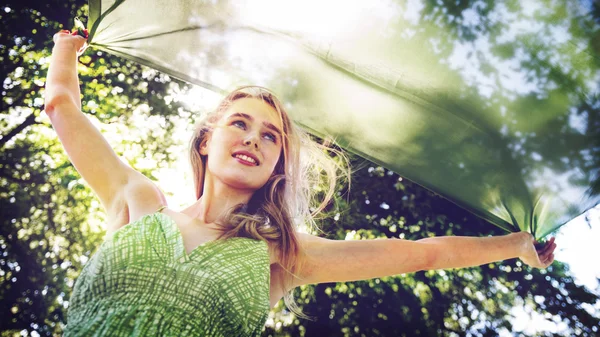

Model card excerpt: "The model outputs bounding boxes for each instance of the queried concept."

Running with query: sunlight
[156,86,223,209]
[174,86,222,114]
[555,206,600,292]
[237,0,377,41]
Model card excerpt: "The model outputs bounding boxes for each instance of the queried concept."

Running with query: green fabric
[85,0,600,239]
[64,211,270,337]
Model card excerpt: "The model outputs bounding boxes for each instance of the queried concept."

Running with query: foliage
[0,0,598,336]
[0,0,191,334]
[263,161,599,336]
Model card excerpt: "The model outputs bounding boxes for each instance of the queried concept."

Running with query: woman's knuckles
[53,32,86,51]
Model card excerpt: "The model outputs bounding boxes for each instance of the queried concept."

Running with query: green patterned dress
[64,208,271,336]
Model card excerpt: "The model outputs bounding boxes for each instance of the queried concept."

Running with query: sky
[555,206,600,291]
[509,205,600,335]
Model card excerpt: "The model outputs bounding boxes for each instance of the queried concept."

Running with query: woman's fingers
[53,30,72,43]
[545,241,556,257]
[542,253,555,267]
[537,238,556,268]
[71,28,89,38]
[520,234,557,269]
[538,244,554,259]
[53,30,88,53]
[537,236,555,248]
[536,237,555,254]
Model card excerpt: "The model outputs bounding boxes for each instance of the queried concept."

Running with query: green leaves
[265,162,599,336]
[1,0,599,336]
[0,0,191,335]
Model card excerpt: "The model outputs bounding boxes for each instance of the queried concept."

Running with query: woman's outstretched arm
[44,31,135,215]
[290,232,556,288]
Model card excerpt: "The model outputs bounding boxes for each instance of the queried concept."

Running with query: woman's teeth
[235,154,257,165]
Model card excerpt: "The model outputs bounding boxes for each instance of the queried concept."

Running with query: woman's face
[201,97,284,192]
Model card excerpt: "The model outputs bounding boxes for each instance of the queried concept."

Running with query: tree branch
[0,112,39,149]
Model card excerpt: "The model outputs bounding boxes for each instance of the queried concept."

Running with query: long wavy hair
[188,86,345,318]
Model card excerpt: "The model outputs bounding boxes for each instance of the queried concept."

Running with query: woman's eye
[232,120,246,129]
[263,133,277,143]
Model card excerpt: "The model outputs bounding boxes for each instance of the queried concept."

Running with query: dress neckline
[109,208,265,263]
[156,211,225,258]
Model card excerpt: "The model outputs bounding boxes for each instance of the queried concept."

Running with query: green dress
[64,208,271,336]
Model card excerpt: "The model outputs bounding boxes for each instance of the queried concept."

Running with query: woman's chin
[220,176,267,192]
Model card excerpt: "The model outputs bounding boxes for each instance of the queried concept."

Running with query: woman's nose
[244,135,259,148]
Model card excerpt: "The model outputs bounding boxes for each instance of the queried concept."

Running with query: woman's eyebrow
[228,112,251,121]
[264,121,282,137]
[229,112,282,137]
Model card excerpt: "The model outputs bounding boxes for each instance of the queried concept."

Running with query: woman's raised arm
[44,31,134,214]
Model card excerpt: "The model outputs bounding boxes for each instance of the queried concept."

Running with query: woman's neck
[185,177,254,224]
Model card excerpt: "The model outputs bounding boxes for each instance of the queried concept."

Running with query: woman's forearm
[417,232,529,270]
[45,42,82,112]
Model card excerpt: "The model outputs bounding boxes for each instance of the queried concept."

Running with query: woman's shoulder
[106,171,166,233]
[267,241,281,265]
[266,231,311,265]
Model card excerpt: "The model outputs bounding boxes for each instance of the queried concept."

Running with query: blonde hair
[188,86,346,318]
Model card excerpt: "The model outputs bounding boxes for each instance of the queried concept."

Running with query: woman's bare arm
[44,31,134,214]
[289,232,556,288]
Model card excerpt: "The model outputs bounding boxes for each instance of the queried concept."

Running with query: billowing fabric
[86,0,600,238]
[65,211,271,337]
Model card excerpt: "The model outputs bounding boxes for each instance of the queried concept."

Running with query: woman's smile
[201,97,284,191]
[233,151,259,166]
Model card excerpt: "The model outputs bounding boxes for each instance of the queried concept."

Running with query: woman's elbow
[414,240,442,271]
[44,91,78,117]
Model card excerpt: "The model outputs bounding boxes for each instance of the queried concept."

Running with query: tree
[263,161,600,336]
[0,0,191,334]
[0,0,598,336]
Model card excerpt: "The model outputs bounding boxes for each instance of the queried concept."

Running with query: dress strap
[157,205,168,213]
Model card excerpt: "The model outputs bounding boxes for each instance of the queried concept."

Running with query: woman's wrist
[52,41,79,53]
[52,31,87,55]
[511,231,533,258]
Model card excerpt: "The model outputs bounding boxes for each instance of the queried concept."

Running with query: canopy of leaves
[1,0,193,334]
[85,0,600,238]
[0,0,598,336]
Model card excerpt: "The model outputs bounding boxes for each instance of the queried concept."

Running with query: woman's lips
[232,152,259,166]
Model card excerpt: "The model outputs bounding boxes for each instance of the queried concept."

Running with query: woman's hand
[53,30,88,55]
[46,29,89,112]
[518,232,556,269]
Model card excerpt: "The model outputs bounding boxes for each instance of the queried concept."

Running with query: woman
[45,30,556,336]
